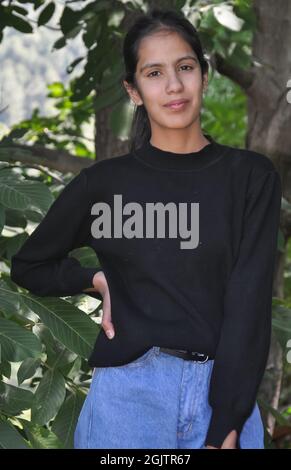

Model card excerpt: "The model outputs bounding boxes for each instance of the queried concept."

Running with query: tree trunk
[247,0,291,440]
[94,106,129,162]
[210,0,291,444]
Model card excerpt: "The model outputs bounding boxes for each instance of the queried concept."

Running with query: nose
[165,71,184,93]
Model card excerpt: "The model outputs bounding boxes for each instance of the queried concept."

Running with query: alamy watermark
[90,194,199,249]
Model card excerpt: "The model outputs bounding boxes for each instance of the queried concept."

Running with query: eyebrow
[140,55,198,73]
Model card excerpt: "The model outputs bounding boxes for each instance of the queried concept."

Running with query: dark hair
[122,7,210,153]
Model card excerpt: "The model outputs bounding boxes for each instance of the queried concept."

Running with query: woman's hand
[84,271,115,340]
[206,429,237,449]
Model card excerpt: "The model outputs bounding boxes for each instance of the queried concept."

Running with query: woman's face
[124,30,208,133]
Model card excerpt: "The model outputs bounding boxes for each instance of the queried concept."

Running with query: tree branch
[1,143,96,174]
[209,52,255,92]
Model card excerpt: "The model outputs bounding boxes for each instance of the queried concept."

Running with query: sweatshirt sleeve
[10,168,103,297]
[205,169,282,448]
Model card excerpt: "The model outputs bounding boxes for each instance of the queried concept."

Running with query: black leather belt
[159,347,213,363]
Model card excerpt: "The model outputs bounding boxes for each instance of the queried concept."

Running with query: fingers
[102,319,115,339]
[101,320,115,339]
[101,289,115,339]
[93,272,115,340]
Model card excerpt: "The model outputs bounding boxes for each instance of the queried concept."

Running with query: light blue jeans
[74,346,265,449]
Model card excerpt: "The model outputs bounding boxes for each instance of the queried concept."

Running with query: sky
[0,1,89,129]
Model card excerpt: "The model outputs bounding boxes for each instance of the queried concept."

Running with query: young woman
[11,8,282,449]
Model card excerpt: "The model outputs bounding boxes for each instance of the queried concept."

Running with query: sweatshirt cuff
[62,264,103,296]
[204,406,246,448]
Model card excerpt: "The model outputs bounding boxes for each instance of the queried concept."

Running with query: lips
[164,99,189,107]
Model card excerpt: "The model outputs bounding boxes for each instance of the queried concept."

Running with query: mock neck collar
[132,134,225,171]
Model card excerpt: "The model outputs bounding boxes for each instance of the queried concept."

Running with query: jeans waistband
[157,347,214,363]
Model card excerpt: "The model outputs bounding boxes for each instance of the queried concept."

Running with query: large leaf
[0,419,30,449]
[0,277,39,323]
[0,381,34,415]
[31,369,66,425]
[51,391,85,448]
[0,360,11,379]
[2,208,27,229]
[20,294,100,358]
[17,357,42,385]
[0,317,42,362]
[5,232,28,260]
[21,421,63,449]
[0,171,53,215]
[33,324,77,370]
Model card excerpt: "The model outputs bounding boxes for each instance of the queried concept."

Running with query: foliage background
[0,0,290,449]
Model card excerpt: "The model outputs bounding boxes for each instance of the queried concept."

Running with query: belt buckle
[191,351,209,363]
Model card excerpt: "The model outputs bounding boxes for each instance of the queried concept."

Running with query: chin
[162,116,197,129]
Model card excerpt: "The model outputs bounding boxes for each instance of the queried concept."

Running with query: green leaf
[5,232,28,260]
[0,419,30,449]
[110,97,134,139]
[258,397,291,426]
[272,303,291,351]
[94,83,125,113]
[51,391,85,448]
[66,56,85,74]
[0,317,42,362]
[0,204,5,234]
[33,324,77,370]
[6,13,33,33]
[38,2,55,27]
[3,208,27,229]
[0,381,34,415]
[0,172,54,215]
[82,16,100,49]
[60,6,79,35]
[17,357,42,385]
[31,369,66,425]
[12,6,28,16]
[20,295,99,358]
[52,36,67,51]
[0,128,28,143]
[0,277,29,318]
[22,421,63,449]
[47,82,66,98]
[0,360,11,379]
[277,227,285,253]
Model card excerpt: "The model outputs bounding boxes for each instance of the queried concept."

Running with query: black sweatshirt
[10,135,282,448]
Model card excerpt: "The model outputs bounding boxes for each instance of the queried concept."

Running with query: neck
[149,131,211,155]
[132,133,226,172]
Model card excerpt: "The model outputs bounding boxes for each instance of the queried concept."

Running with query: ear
[123,80,143,106]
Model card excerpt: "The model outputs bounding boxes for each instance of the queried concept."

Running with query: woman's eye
[180,65,193,71]
[148,70,160,77]
[147,65,193,78]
